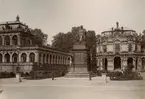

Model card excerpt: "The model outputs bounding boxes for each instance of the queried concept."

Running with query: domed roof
[101,22,137,37]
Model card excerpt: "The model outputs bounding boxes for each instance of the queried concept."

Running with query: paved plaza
[0,73,145,99]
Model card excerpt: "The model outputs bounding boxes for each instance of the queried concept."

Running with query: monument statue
[77,26,86,44]
[66,25,89,77]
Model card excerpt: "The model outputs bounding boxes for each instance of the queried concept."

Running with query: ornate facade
[0,16,71,74]
[96,22,145,71]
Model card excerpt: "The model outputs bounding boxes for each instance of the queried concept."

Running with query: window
[4,36,10,45]
[115,44,120,52]
[21,53,27,62]
[0,54,2,62]
[5,53,10,62]
[103,45,107,52]
[29,53,35,62]
[12,35,18,45]
[12,53,18,63]
[128,43,132,52]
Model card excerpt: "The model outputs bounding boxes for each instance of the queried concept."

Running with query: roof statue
[116,22,119,28]
[16,15,20,22]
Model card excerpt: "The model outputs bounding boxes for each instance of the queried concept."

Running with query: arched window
[5,53,10,62]
[0,36,2,45]
[21,53,27,62]
[29,53,35,62]
[12,35,18,45]
[0,54,2,63]
[27,39,32,46]
[12,53,18,63]
[4,36,10,45]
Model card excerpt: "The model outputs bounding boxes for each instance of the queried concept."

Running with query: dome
[101,22,137,37]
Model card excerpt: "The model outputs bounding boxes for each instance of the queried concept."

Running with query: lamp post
[16,46,21,82]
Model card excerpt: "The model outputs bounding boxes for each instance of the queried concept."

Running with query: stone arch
[0,36,2,45]
[43,54,45,63]
[46,54,49,63]
[114,57,121,70]
[49,55,52,64]
[12,53,18,62]
[0,53,2,62]
[127,57,133,70]
[5,53,10,62]
[29,53,35,62]
[21,53,27,62]
[39,53,41,63]
[141,57,145,70]
[4,35,10,45]
[12,35,18,45]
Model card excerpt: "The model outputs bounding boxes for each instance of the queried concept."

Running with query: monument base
[65,66,89,78]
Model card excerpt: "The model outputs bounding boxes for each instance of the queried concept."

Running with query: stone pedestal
[66,43,89,77]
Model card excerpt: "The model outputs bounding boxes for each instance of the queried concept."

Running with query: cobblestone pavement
[0,73,145,99]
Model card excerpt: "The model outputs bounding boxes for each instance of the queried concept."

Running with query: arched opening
[0,36,2,45]
[12,53,18,63]
[114,57,121,70]
[5,53,10,62]
[29,53,35,62]
[39,53,41,63]
[46,54,49,63]
[142,57,145,70]
[43,54,45,63]
[103,58,108,71]
[105,58,108,70]
[21,53,27,62]
[12,35,18,45]
[50,55,52,64]
[127,57,133,70]
[4,36,10,45]
[0,54,2,63]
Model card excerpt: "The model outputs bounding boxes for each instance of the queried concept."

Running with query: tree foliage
[141,30,145,49]
[31,28,48,46]
[51,26,96,52]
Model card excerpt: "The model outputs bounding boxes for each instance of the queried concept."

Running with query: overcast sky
[0,0,145,44]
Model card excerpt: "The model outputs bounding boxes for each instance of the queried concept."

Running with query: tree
[52,26,96,52]
[31,28,47,46]
[141,30,145,50]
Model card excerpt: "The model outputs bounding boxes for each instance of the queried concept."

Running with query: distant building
[96,22,145,71]
[0,16,71,74]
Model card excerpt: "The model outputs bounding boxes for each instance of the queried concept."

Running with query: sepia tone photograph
[0,0,145,99]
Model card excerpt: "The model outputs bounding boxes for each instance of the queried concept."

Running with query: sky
[0,0,145,44]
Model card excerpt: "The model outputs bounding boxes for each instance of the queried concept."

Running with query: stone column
[137,57,142,71]
[2,35,5,45]
[35,52,39,62]
[122,57,127,70]
[10,35,13,45]
[100,58,103,70]
[2,53,5,62]
[17,35,21,45]
[10,53,13,62]
[26,53,29,62]
[18,52,21,62]
[51,55,54,64]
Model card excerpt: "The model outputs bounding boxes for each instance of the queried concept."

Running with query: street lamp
[16,46,21,82]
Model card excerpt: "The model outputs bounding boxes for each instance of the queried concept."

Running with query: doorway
[114,57,121,70]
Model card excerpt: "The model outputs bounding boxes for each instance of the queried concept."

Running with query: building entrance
[114,57,121,70]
